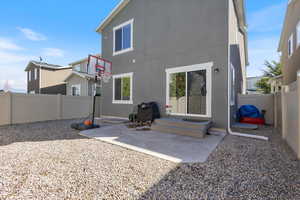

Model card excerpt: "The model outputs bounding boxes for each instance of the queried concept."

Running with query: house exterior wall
[229,0,246,94]
[66,75,89,96]
[280,0,300,85]
[40,68,71,95]
[101,0,231,128]
[228,0,246,122]
[40,68,71,88]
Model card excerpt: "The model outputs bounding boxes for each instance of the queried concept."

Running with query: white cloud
[247,36,280,77]
[42,48,65,57]
[0,48,35,92]
[248,3,286,33]
[0,38,23,50]
[17,27,47,41]
[0,51,34,64]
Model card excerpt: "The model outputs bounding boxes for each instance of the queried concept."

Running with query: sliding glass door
[166,63,212,117]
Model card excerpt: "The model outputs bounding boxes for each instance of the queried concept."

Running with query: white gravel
[0,121,299,200]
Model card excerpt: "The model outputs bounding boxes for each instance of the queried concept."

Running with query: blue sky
[0,0,287,92]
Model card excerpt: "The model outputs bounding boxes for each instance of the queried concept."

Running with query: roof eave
[278,2,291,52]
[95,0,131,33]
[233,0,249,66]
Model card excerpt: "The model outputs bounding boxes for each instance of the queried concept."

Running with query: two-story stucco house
[25,61,72,95]
[65,54,101,96]
[96,0,248,129]
[278,0,300,85]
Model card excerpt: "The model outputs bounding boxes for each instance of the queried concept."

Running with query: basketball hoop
[88,55,112,83]
[87,54,113,125]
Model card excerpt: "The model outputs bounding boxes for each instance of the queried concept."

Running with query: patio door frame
[165,62,213,118]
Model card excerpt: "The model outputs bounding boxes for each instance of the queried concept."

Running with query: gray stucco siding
[101,0,230,128]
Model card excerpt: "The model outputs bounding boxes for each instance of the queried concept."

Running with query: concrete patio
[79,124,226,163]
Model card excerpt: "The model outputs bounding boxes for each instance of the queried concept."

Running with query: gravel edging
[0,120,299,199]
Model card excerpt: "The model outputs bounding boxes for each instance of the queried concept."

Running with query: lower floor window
[166,63,212,117]
[113,72,133,104]
[71,84,81,96]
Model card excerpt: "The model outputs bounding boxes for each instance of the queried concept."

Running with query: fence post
[281,85,288,140]
[57,94,62,120]
[297,73,300,159]
[8,92,12,125]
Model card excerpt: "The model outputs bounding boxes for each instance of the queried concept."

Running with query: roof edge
[278,2,290,52]
[96,0,131,33]
[25,61,71,71]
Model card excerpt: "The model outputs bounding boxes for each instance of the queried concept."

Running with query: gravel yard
[0,120,299,200]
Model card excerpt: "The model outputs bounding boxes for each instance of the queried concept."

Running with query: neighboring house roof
[69,54,102,66]
[25,61,71,71]
[64,71,95,82]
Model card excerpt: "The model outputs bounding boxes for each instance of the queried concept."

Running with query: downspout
[227,0,268,141]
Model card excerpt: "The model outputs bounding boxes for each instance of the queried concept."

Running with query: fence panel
[0,93,11,125]
[11,93,59,124]
[61,96,93,119]
[0,93,97,126]
[284,88,299,155]
[275,92,282,129]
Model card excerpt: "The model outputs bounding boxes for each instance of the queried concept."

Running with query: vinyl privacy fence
[0,92,101,126]
[281,79,300,159]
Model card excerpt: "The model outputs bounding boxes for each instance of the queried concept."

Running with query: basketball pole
[92,75,97,126]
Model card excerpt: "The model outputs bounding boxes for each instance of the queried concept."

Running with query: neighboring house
[246,76,263,94]
[25,61,72,95]
[65,55,101,96]
[269,75,283,94]
[96,0,248,128]
[278,0,300,85]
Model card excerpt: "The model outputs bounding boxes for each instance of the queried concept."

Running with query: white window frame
[71,84,81,96]
[297,21,300,48]
[34,68,38,80]
[165,62,213,118]
[113,19,134,56]
[230,64,236,106]
[288,34,294,57]
[112,72,133,104]
[28,71,31,81]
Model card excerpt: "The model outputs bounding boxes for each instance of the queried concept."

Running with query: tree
[256,77,271,94]
[262,61,282,77]
[255,61,282,94]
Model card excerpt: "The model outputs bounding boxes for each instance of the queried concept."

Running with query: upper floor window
[113,19,134,56]
[288,34,293,57]
[297,21,300,48]
[73,64,81,72]
[28,71,31,81]
[34,68,38,80]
